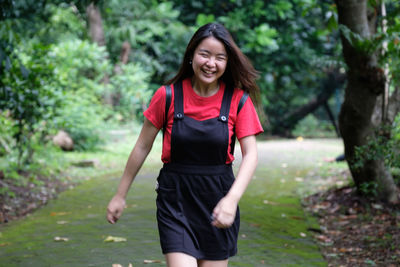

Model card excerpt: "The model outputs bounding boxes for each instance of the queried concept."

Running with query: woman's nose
[206,57,216,67]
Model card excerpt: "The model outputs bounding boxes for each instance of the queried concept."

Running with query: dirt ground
[303,166,400,267]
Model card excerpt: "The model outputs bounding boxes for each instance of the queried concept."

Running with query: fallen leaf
[144,259,162,264]
[57,221,69,225]
[0,242,11,247]
[316,235,332,243]
[295,177,304,182]
[112,264,123,267]
[104,236,127,242]
[54,236,69,242]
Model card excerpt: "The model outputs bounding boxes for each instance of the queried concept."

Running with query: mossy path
[0,139,342,266]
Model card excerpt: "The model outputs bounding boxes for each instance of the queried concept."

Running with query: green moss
[0,138,343,266]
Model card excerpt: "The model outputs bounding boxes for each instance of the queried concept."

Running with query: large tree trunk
[86,3,105,47]
[335,0,398,203]
[372,86,400,125]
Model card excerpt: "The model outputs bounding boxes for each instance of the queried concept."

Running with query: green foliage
[353,119,400,171]
[109,63,152,121]
[103,0,189,84]
[0,40,60,167]
[0,110,14,156]
[170,0,342,134]
[43,3,88,43]
[48,39,112,150]
[57,92,105,151]
[49,39,111,91]
[359,181,379,198]
[339,24,385,56]
[292,114,336,138]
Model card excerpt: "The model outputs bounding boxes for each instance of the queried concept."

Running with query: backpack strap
[237,91,249,115]
[163,85,172,133]
[229,91,249,156]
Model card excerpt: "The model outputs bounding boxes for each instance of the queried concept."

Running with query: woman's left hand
[211,196,238,228]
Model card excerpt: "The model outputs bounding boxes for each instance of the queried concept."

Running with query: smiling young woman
[107,23,263,267]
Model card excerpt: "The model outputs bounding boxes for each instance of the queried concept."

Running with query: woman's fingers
[106,196,125,224]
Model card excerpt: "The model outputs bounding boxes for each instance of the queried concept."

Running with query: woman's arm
[212,135,258,228]
[107,118,160,224]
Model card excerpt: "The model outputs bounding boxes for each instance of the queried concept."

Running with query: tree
[170,0,342,134]
[335,0,398,203]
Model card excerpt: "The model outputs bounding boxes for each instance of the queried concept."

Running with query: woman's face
[191,36,228,88]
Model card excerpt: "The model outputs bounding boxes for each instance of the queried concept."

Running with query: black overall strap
[218,85,234,123]
[173,80,184,120]
[163,85,172,133]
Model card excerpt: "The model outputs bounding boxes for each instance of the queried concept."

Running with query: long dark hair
[166,23,260,103]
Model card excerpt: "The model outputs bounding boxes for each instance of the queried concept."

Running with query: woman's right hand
[106,195,126,224]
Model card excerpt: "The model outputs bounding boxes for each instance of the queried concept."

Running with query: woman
[107,23,263,267]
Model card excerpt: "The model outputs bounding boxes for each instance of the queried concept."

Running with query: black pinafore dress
[155,81,240,260]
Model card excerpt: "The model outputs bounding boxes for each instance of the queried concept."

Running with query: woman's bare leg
[198,259,229,267]
[165,252,197,267]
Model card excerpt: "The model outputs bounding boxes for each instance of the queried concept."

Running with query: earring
[189,60,192,65]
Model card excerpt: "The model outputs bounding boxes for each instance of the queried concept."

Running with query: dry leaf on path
[144,259,162,264]
[54,236,69,242]
[104,236,127,242]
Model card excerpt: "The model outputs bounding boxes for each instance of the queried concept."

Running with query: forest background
[1,0,400,224]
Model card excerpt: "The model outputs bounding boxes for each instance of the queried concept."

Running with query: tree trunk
[86,3,105,47]
[372,86,400,125]
[335,0,398,203]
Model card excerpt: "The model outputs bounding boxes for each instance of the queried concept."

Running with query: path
[0,139,343,266]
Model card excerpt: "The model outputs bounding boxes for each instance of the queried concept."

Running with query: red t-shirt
[144,78,264,164]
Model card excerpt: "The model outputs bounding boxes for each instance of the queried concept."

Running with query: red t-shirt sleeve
[235,96,264,139]
[143,86,166,129]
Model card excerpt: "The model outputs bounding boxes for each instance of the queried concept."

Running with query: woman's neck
[191,78,219,97]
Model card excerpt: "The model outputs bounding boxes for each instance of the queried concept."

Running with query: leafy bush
[48,39,113,150]
[109,63,152,121]
[0,41,60,166]
[292,114,337,138]
[49,39,111,93]
[104,0,189,84]
[354,117,400,170]
[57,91,106,151]
[0,111,14,156]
